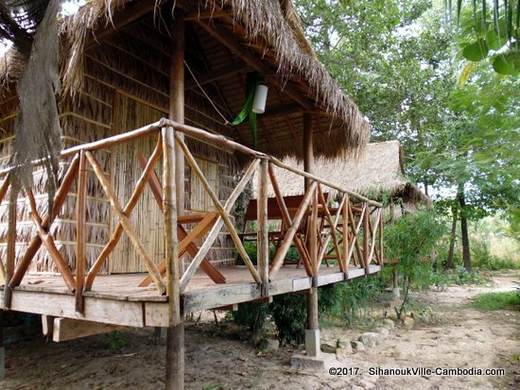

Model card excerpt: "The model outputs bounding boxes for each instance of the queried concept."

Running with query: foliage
[471,239,520,270]
[448,0,520,75]
[471,291,520,311]
[105,331,128,352]
[231,301,270,335]
[319,276,386,327]
[384,209,447,318]
[269,293,307,346]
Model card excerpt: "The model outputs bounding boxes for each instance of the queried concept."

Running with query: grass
[470,291,520,311]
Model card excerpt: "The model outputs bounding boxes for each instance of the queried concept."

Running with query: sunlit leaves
[462,38,489,60]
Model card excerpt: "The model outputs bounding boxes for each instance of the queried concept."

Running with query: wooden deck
[0,264,380,328]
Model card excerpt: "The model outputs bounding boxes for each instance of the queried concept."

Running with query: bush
[270,293,307,345]
[384,209,446,319]
[231,301,270,334]
[471,239,520,270]
[471,291,520,311]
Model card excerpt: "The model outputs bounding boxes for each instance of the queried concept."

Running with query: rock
[403,317,415,330]
[321,343,337,354]
[258,338,279,352]
[375,327,389,337]
[358,378,376,389]
[350,340,365,352]
[382,318,395,329]
[359,332,381,348]
[336,339,350,349]
[336,344,353,360]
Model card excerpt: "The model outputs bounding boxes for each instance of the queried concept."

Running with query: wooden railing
[0,118,383,314]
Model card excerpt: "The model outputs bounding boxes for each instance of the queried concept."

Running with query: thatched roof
[0,0,370,160]
[259,140,430,204]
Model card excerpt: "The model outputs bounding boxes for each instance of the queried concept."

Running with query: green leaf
[462,39,489,61]
[486,29,507,50]
[492,51,520,75]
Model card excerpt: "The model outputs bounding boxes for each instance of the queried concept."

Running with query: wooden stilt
[257,159,269,297]
[166,12,185,390]
[303,113,320,357]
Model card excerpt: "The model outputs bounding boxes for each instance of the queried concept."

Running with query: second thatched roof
[258,140,430,205]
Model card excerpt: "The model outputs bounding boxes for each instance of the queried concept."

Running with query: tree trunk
[446,204,457,269]
[457,184,472,272]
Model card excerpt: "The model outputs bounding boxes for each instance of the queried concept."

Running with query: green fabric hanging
[230,72,263,147]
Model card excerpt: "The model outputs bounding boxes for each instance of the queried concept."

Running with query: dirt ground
[2,271,519,390]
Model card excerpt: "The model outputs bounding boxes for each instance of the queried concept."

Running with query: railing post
[162,125,184,388]
[379,209,384,268]
[257,159,269,297]
[75,151,87,313]
[4,182,17,308]
[363,203,370,275]
[342,194,349,280]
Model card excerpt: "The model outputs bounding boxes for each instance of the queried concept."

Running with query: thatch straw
[0,0,370,158]
[254,140,431,205]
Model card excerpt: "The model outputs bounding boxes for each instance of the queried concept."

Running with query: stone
[321,343,337,354]
[291,352,339,371]
[336,344,353,360]
[382,318,395,329]
[350,340,365,352]
[359,332,381,348]
[336,339,349,349]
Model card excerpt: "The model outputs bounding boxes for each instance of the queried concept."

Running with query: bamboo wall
[0,21,242,275]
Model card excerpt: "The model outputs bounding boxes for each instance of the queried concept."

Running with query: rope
[184,60,231,126]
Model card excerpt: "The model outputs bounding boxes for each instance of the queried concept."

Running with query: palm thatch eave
[0,0,371,159]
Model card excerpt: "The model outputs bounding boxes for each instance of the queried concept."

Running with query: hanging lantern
[252,84,269,114]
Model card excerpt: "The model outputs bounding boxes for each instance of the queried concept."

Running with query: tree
[449,0,520,75]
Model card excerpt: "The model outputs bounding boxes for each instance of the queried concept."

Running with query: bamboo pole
[75,151,87,312]
[363,202,370,275]
[4,184,17,308]
[379,212,384,267]
[166,12,185,390]
[175,135,261,284]
[342,195,349,275]
[270,181,317,276]
[85,138,162,290]
[85,151,166,294]
[257,159,269,297]
[267,162,313,276]
[180,158,260,291]
[9,154,80,289]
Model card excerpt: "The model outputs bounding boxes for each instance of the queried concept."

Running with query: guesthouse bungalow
[0,0,384,385]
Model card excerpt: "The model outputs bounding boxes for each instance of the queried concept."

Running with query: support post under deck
[303,113,320,357]
[165,11,185,390]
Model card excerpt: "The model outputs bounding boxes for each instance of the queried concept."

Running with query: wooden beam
[186,62,248,90]
[267,163,313,276]
[185,10,231,21]
[52,317,122,342]
[269,181,317,276]
[176,135,261,284]
[9,155,80,288]
[85,151,166,295]
[85,138,163,290]
[136,153,226,284]
[195,20,312,110]
[363,203,370,275]
[179,158,260,291]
